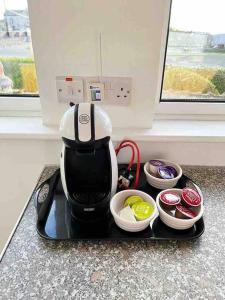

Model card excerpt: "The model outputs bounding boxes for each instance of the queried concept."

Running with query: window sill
[1,117,225,143]
[155,102,225,120]
[0,97,41,117]
[0,117,59,140]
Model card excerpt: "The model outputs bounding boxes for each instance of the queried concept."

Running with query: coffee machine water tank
[60,103,118,222]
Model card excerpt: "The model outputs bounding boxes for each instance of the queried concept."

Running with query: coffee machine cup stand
[34,104,204,241]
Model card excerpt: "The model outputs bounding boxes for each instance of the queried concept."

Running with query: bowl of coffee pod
[144,159,182,189]
[156,187,204,230]
[110,190,158,232]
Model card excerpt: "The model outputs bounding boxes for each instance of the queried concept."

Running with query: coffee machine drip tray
[34,165,204,241]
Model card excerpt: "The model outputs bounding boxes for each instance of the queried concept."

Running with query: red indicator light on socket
[65,77,73,82]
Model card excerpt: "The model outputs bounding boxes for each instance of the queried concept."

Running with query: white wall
[0,139,61,255]
[28,0,169,128]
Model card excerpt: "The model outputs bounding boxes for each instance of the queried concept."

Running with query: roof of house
[213,34,225,44]
[4,10,28,17]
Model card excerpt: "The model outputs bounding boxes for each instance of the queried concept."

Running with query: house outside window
[161,0,225,103]
[0,0,38,96]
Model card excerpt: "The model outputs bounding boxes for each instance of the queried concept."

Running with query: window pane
[162,0,225,102]
[0,0,38,96]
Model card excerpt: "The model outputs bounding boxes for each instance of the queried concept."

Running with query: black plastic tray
[34,165,204,241]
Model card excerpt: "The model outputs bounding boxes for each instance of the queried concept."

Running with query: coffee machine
[60,103,118,222]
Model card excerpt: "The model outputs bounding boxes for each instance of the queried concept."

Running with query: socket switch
[56,76,84,103]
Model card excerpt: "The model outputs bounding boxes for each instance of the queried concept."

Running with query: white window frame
[0,96,41,117]
[0,1,41,117]
[155,0,225,121]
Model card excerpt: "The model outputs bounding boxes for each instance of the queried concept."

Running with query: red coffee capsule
[182,188,202,207]
[160,191,181,210]
[175,204,197,219]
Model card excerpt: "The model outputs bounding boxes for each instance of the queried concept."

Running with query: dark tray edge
[36,217,205,242]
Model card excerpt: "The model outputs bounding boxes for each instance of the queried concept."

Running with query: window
[161,0,225,103]
[0,0,38,97]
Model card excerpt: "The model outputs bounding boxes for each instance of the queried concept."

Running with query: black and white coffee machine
[60,103,118,223]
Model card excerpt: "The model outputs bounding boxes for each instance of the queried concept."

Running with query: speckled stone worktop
[0,166,225,300]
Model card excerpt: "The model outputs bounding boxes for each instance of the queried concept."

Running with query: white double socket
[56,76,132,106]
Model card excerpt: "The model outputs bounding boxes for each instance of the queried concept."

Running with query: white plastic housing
[60,103,112,141]
[59,103,118,201]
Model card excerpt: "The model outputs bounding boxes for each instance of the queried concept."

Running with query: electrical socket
[85,76,132,106]
[56,76,84,103]
[109,77,132,106]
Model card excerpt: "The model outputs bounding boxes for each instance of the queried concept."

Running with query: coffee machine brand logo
[84,207,95,212]
[79,114,90,124]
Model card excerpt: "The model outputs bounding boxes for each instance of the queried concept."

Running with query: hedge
[0,57,37,92]
[20,64,38,93]
[211,69,225,95]
[163,66,219,95]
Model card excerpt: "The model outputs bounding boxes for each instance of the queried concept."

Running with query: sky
[0,0,224,35]
[170,0,225,34]
[0,0,27,19]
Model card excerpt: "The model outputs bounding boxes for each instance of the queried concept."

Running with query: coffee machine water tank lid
[60,103,112,142]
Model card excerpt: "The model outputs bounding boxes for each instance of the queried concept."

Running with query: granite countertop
[1,166,225,300]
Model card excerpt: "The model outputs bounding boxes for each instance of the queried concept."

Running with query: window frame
[156,0,225,119]
[0,96,41,116]
[0,2,40,116]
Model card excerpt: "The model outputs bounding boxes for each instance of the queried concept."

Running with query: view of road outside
[162,0,225,101]
[0,0,38,95]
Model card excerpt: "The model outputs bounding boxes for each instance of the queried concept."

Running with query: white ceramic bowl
[144,159,182,190]
[110,189,158,232]
[156,188,204,230]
